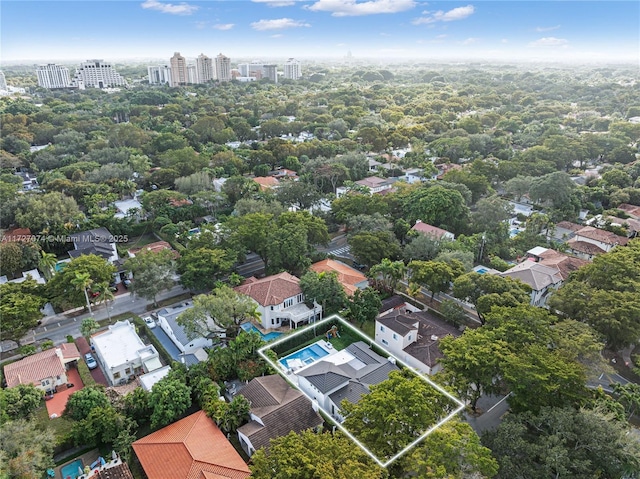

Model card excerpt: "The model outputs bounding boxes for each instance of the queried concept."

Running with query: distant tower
[147,65,171,85]
[215,53,231,82]
[284,58,302,80]
[70,60,126,88]
[36,64,71,89]
[195,54,214,83]
[0,71,7,91]
[263,64,277,83]
[169,52,187,86]
[187,64,198,84]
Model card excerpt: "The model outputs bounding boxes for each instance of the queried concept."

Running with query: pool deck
[56,449,100,479]
[46,367,83,419]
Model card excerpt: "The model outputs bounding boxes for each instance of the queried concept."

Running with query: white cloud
[536,24,560,32]
[251,18,311,30]
[413,4,474,25]
[213,23,235,30]
[501,38,509,44]
[460,37,478,45]
[252,0,298,6]
[528,37,569,47]
[271,33,284,38]
[307,0,416,17]
[141,0,198,15]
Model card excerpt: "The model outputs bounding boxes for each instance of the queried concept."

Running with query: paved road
[464,393,512,434]
[588,371,630,393]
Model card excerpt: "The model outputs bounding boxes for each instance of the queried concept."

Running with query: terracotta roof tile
[310,259,368,296]
[132,411,250,479]
[575,225,628,246]
[1,227,32,242]
[537,250,588,280]
[567,238,606,255]
[94,463,135,479]
[234,272,302,306]
[4,344,80,388]
[411,221,453,239]
[253,176,280,190]
[618,203,640,219]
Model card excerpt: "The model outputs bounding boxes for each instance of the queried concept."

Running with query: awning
[143,357,162,373]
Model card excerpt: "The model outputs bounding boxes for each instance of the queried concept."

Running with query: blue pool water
[240,323,283,342]
[54,261,69,272]
[476,268,488,274]
[60,459,83,479]
[279,343,330,369]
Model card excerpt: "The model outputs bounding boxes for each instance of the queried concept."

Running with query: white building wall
[284,58,301,80]
[215,54,231,82]
[36,64,71,88]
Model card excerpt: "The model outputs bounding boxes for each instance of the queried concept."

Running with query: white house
[290,341,398,422]
[139,365,171,392]
[566,225,629,260]
[156,301,219,354]
[91,320,162,385]
[234,272,320,330]
[375,309,461,375]
[335,176,395,198]
[499,260,562,307]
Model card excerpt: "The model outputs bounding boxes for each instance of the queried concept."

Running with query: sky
[1,0,639,64]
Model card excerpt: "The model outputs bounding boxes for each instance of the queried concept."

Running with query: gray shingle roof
[329,380,369,406]
[377,314,418,336]
[238,375,323,452]
[300,365,352,393]
[345,341,384,365]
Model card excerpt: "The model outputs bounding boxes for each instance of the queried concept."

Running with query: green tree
[14,191,84,236]
[64,385,110,421]
[177,285,260,341]
[342,370,456,460]
[0,384,43,423]
[177,247,235,291]
[125,249,176,306]
[73,405,137,452]
[345,287,382,326]
[483,407,640,479]
[368,258,406,292]
[38,251,57,281]
[93,281,115,321]
[266,223,311,276]
[349,231,401,267]
[0,280,45,345]
[439,299,467,327]
[0,242,22,278]
[409,260,464,301]
[403,234,445,262]
[250,430,388,479]
[205,394,251,433]
[404,185,470,234]
[0,419,55,479]
[71,271,93,314]
[122,387,151,424]
[149,376,192,430]
[80,317,99,338]
[46,255,115,311]
[299,270,347,316]
[400,419,498,479]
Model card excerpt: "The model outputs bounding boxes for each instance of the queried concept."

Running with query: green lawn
[34,403,75,438]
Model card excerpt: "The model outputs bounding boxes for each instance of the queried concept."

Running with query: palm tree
[368,258,406,292]
[71,272,93,315]
[94,281,115,322]
[38,251,57,280]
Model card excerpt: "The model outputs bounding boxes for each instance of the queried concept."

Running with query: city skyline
[1,1,639,64]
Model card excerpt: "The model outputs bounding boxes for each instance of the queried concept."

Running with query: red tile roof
[1,227,32,242]
[4,344,80,388]
[537,249,589,280]
[253,176,280,190]
[132,410,250,479]
[575,226,628,246]
[411,221,453,239]
[234,272,302,306]
[310,259,368,296]
[617,203,640,219]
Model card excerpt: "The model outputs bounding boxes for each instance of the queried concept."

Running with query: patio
[45,367,83,419]
[55,449,100,479]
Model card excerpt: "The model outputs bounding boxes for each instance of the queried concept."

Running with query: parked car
[84,353,97,370]
[143,316,156,329]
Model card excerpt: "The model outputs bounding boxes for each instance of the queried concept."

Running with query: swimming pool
[60,459,83,479]
[240,323,283,342]
[279,342,330,369]
[476,268,488,274]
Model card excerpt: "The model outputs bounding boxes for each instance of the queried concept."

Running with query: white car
[84,353,98,370]
[143,316,156,329]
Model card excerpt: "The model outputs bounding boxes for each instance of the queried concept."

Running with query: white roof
[114,198,142,218]
[92,320,151,368]
[527,246,549,256]
[139,365,171,391]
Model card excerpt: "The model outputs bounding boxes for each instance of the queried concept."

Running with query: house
[269,168,299,181]
[14,170,39,191]
[411,220,455,241]
[236,375,323,457]
[3,344,80,393]
[91,320,162,385]
[89,462,134,479]
[499,260,562,307]
[567,225,628,260]
[234,272,321,330]
[375,309,460,375]
[548,221,582,242]
[68,227,119,264]
[335,176,395,197]
[524,247,588,280]
[139,365,171,392]
[600,215,640,238]
[0,268,46,285]
[289,341,399,421]
[617,203,640,219]
[253,176,280,191]
[156,301,220,355]
[113,198,143,219]
[1,227,31,242]
[133,410,251,479]
[310,259,368,295]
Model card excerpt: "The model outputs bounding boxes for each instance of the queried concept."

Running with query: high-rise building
[36,64,71,89]
[70,60,126,88]
[263,64,277,83]
[0,71,7,91]
[196,54,214,83]
[284,58,302,80]
[187,64,198,84]
[148,65,171,85]
[215,53,231,82]
[169,52,187,86]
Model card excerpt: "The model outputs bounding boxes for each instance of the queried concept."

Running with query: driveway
[75,337,108,386]
[464,393,511,434]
